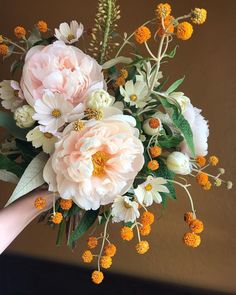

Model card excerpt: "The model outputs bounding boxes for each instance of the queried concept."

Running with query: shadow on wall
[0,253,234,295]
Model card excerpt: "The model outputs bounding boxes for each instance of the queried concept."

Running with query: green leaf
[0,154,24,177]
[102,56,132,69]
[5,152,48,207]
[159,97,195,156]
[158,134,184,149]
[164,45,178,59]
[66,204,81,218]
[69,209,99,246]
[0,169,19,184]
[0,111,30,141]
[56,220,66,246]
[10,60,24,76]
[27,27,42,47]
[166,76,185,94]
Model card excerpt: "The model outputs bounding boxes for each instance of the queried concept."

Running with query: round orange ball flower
[37,20,48,33]
[115,76,126,87]
[203,181,212,191]
[139,224,151,236]
[100,255,112,269]
[184,212,194,224]
[148,160,159,171]
[51,212,63,224]
[183,232,201,248]
[196,172,209,186]
[134,26,151,44]
[119,68,128,79]
[149,118,160,129]
[120,226,134,241]
[82,250,93,263]
[209,156,219,166]
[196,156,206,168]
[14,26,26,39]
[87,236,98,249]
[176,22,193,40]
[191,8,207,25]
[156,3,171,19]
[141,211,155,226]
[0,44,9,56]
[34,197,46,210]
[149,146,162,158]
[59,198,73,210]
[136,240,149,254]
[104,243,117,257]
[0,35,3,44]
[157,16,175,37]
[189,219,204,234]
[91,270,104,284]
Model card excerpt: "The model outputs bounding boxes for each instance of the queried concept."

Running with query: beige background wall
[1,0,236,293]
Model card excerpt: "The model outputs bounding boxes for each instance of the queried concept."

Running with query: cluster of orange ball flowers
[134,3,207,46]
[115,68,128,87]
[183,212,204,248]
[49,198,74,225]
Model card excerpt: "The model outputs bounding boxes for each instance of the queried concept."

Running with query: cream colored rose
[166,151,191,175]
[14,105,35,128]
[86,89,115,109]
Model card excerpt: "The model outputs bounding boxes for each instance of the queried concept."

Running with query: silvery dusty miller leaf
[5,152,48,207]
[0,170,19,184]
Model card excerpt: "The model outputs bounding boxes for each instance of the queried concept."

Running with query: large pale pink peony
[21,41,105,107]
[43,115,145,210]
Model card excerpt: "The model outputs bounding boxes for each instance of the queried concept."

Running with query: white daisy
[111,195,140,223]
[0,80,24,112]
[134,176,169,207]
[120,80,149,108]
[54,21,84,44]
[33,92,74,133]
[26,126,58,154]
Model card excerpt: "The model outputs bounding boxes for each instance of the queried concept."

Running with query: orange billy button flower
[141,211,155,226]
[59,198,73,210]
[82,250,93,263]
[14,26,26,38]
[183,232,201,248]
[0,44,9,56]
[148,160,159,171]
[189,219,204,234]
[184,212,194,224]
[134,26,151,44]
[196,172,208,186]
[191,8,207,25]
[120,68,128,79]
[209,156,219,166]
[203,181,212,191]
[87,236,98,249]
[157,15,175,37]
[100,255,112,269]
[139,224,151,236]
[115,76,125,87]
[51,212,63,224]
[0,35,3,43]
[136,240,149,254]
[104,243,117,257]
[34,197,46,210]
[196,156,206,168]
[37,20,48,33]
[176,22,193,40]
[155,3,171,19]
[91,270,104,284]
[149,146,162,158]
[120,226,134,241]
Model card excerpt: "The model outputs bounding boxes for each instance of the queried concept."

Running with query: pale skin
[0,188,54,254]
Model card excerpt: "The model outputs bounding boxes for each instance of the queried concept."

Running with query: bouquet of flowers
[0,1,232,284]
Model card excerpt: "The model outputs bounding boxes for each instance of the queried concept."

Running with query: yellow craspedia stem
[91,270,104,284]
[134,26,151,44]
[209,156,219,166]
[177,22,193,40]
[100,255,112,269]
[59,198,73,210]
[51,212,63,224]
[34,197,46,210]
[189,219,204,234]
[191,8,207,25]
[156,3,171,19]
[82,250,93,263]
[136,240,149,254]
[183,232,201,248]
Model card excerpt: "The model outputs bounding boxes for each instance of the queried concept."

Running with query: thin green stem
[3,37,26,52]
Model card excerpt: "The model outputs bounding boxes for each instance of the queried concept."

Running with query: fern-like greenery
[89,0,120,64]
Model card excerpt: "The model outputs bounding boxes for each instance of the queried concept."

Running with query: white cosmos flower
[54,21,84,44]
[33,92,74,133]
[0,80,24,112]
[120,80,149,108]
[111,195,140,223]
[26,127,58,154]
[134,176,169,207]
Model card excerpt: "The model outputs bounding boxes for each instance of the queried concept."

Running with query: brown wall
[1,0,236,293]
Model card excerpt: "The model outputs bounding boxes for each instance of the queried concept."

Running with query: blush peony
[21,41,105,107]
[43,115,145,210]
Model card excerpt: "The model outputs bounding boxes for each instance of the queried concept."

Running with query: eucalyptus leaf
[69,209,99,246]
[102,56,132,69]
[27,28,42,47]
[5,152,48,207]
[164,45,178,59]
[166,76,185,94]
[0,169,19,184]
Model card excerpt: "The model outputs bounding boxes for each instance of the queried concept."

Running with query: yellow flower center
[51,109,61,118]
[130,94,137,101]
[44,132,53,139]
[73,120,85,131]
[84,108,103,120]
[92,151,110,177]
[67,34,75,41]
[145,183,153,191]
